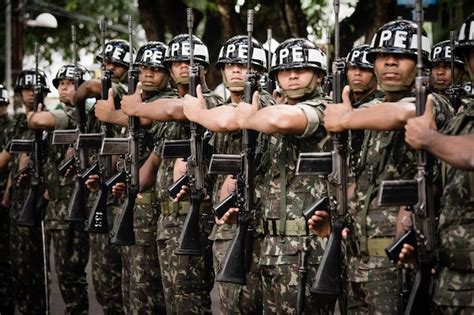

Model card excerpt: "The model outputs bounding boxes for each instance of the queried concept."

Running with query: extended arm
[139,152,161,191]
[27,110,56,130]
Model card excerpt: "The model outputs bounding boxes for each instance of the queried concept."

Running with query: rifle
[265,28,276,94]
[213,9,259,285]
[107,16,139,246]
[323,30,333,97]
[10,43,47,228]
[52,25,94,225]
[445,31,465,112]
[377,1,436,313]
[297,0,348,297]
[84,18,115,233]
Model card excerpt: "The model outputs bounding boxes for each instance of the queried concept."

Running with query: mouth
[382,72,400,79]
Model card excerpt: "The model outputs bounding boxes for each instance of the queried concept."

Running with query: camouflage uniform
[154,90,222,314]
[432,95,474,313]
[87,82,127,315]
[119,89,177,315]
[8,112,47,314]
[0,113,14,314]
[44,104,90,314]
[209,90,274,314]
[345,93,453,314]
[259,90,335,314]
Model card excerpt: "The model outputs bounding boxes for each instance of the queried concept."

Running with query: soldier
[183,35,275,314]
[0,84,14,314]
[188,37,334,313]
[401,13,474,313]
[311,20,453,313]
[76,39,131,315]
[97,41,175,314]
[26,64,91,314]
[6,69,50,314]
[429,40,465,105]
[121,34,222,314]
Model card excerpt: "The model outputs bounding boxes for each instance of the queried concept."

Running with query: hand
[95,88,115,122]
[121,82,143,116]
[85,174,100,192]
[405,95,437,150]
[215,207,239,225]
[398,243,416,268]
[26,103,44,121]
[112,182,127,199]
[307,210,332,237]
[323,85,353,132]
[173,185,189,202]
[236,91,259,129]
[183,84,207,122]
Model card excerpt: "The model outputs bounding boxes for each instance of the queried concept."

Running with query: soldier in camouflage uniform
[402,13,474,314]
[0,84,14,314]
[27,64,91,314]
[183,35,275,314]
[76,39,131,315]
[121,34,222,314]
[6,69,50,314]
[98,41,176,314]
[316,20,454,314]
[429,40,465,104]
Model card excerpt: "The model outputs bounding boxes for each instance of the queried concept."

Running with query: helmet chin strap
[170,71,189,85]
[141,75,170,92]
[281,74,318,99]
[377,67,417,92]
[221,70,245,92]
[349,76,377,93]
[112,71,129,84]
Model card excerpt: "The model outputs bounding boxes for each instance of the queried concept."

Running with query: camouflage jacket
[209,89,275,241]
[0,115,14,195]
[259,90,331,266]
[44,104,77,229]
[346,92,454,283]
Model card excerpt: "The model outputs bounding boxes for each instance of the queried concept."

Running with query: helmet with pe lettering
[215,36,267,71]
[430,40,464,67]
[52,63,91,89]
[269,38,326,80]
[95,39,132,68]
[163,34,209,67]
[0,84,9,105]
[14,69,50,94]
[346,45,373,69]
[134,41,168,70]
[367,19,431,64]
[455,13,474,56]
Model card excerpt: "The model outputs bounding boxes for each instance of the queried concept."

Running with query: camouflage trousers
[89,231,124,315]
[10,221,48,314]
[260,261,337,314]
[432,267,474,313]
[0,205,13,314]
[347,278,399,315]
[157,213,213,314]
[49,227,90,314]
[120,203,166,314]
[213,235,263,314]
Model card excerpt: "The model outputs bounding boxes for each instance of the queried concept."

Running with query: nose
[288,69,299,79]
[383,55,399,67]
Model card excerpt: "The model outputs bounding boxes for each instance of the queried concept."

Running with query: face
[170,61,189,80]
[57,79,75,104]
[374,53,416,87]
[223,63,247,83]
[20,88,35,108]
[347,66,375,92]
[139,66,167,88]
[276,67,314,91]
[105,62,128,80]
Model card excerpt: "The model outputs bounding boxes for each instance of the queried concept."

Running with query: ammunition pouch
[439,249,474,272]
[160,201,189,216]
[135,192,155,206]
[262,218,309,236]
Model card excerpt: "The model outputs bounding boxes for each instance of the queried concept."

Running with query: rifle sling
[279,136,288,236]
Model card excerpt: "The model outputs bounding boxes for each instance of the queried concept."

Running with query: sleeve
[49,109,70,130]
[295,103,323,138]
[431,93,455,130]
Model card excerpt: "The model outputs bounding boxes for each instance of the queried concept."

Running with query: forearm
[196,106,239,132]
[0,150,12,169]
[242,105,308,135]
[102,110,128,127]
[139,153,160,190]
[343,103,415,131]
[424,133,474,171]
[139,99,187,122]
[219,175,236,200]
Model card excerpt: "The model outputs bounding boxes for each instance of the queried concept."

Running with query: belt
[367,238,393,257]
[160,201,189,216]
[262,218,309,236]
[135,192,155,205]
[439,250,474,272]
